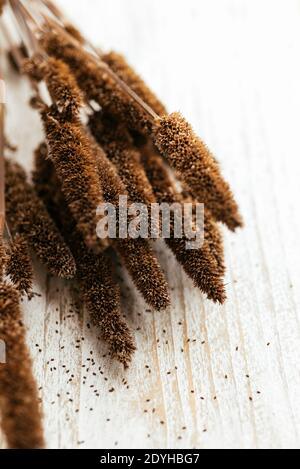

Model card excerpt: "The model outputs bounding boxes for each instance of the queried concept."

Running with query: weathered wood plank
[1,0,300,449]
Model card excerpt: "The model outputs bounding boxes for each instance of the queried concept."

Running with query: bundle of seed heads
[40,26,242,231]
[33,146,136,367]
[0,0,243,449]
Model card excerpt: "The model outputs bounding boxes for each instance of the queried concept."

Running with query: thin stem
[0,100,5,236]
[38,0,64,22]
[0,19,24,70]
[36,0,104,56]
[8,0,43,57]
[16,0,159,121]
[43,16,159,121]
[5,221,12,242]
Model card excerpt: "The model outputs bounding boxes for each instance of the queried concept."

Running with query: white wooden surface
[1,0,300,449]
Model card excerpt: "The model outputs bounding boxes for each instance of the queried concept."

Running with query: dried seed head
[89,133,128,206]
[142,148,226,304]
[64,23,85,43]
[40,30,152,132]
[33,153,135,367]
[102,51,167,116]
[7,44,28,72]
[22,56,45,82]
[180,185,226,277]
[41,109,104,251]
[77,246,136,368]
[6,234,33,296]
[86,125,170,310]
[153,112,243,231]
[23,56,83,120]
[32,142,58,214]
[114,237,171,310]
[89,113,156,206]
[0,282,44,449]
[4,158,76,279]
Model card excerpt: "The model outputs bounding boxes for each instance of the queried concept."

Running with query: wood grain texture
[1,0,300,449]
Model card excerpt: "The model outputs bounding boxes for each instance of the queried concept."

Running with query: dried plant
[40,28,242,231]
[0,0,243,448]
[33,147,136,367]
[73,239,136,368]
[0,74,5,279]
[89,112,156,207]
[89,131,170,310]
[40,28,155,133]
[0,282,44,449]
[23,55,83,120]
[152,113,243,231]
[115,237,170,310]
[6,234,34,296]
[142,147,226,303]
[4,158,76,279]
[102,51,167,117]
[41,108,105,251]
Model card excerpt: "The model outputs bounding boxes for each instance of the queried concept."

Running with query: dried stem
[8,0,42,56]
[0,60,7,278]
[0,19,24,71]
[0,101,5,236]
[42,16,158,121]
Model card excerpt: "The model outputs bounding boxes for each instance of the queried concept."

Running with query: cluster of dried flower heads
[0,0,242,449]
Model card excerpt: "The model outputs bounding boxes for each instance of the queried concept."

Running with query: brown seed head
[4,158,76,279]
[142,147,226,304]
[0,282,44,449]
[40,30,152,132]
[89,112,156,207]
[77,245,136,368]
[6,234,34,296]
[41,109,104,251]
[102,51,167,116]
[87,126,170,311]
[64,23,85,43]
[153,112,243,231]
[114,237,171,310]
[23,56,83,121]
[33,152,136,367]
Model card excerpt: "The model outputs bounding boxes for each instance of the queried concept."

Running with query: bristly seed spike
[0,282,45,448]
[6,234,34,296]
[152,113,243,232]
[5,157,76,279]
[33,149,136,367]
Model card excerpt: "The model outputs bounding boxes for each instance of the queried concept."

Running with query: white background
[1,0,300,449]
